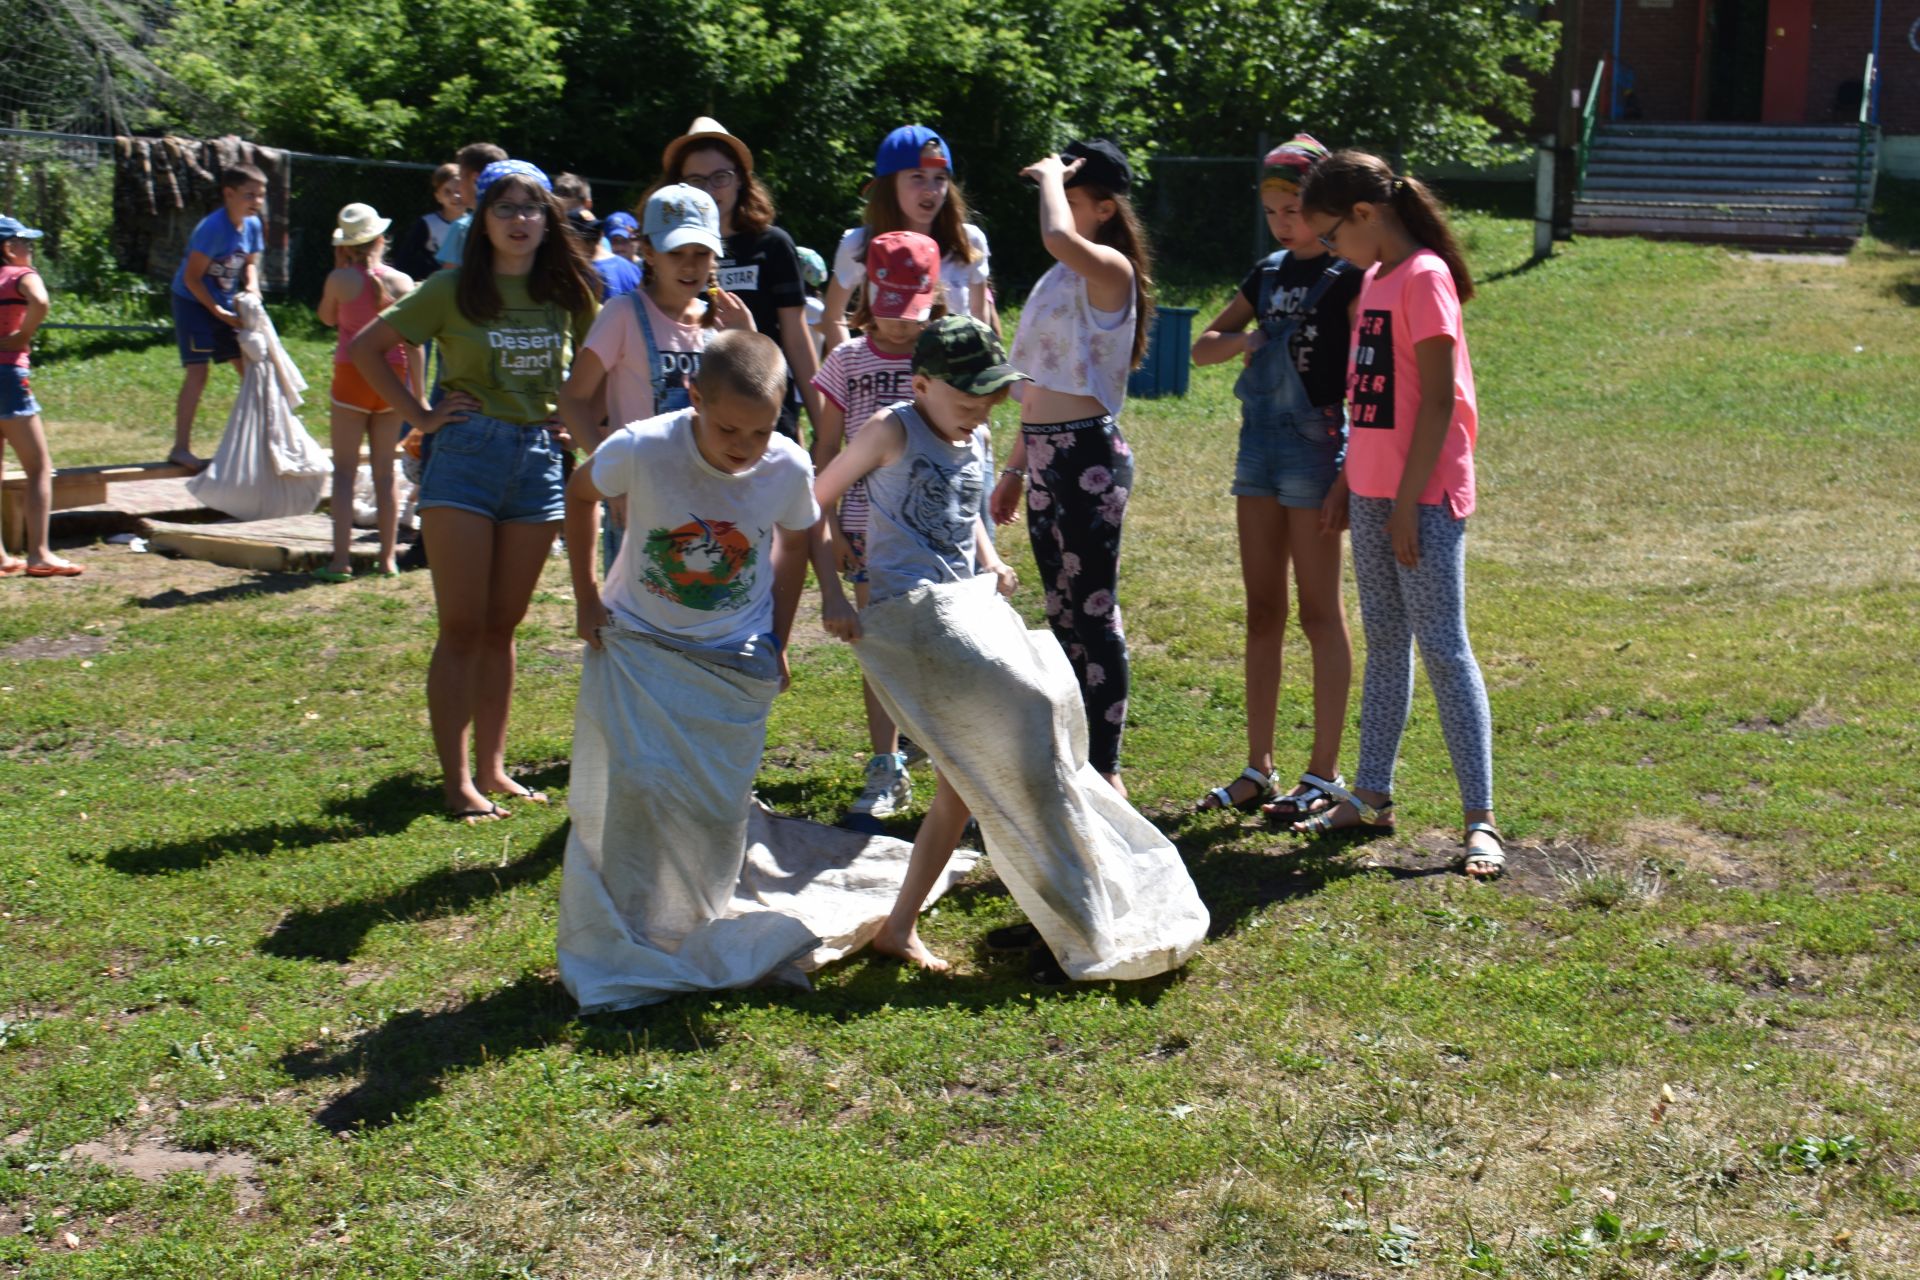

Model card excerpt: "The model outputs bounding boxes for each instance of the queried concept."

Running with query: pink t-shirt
[0,265,38,369]
[1344,249,1478,518]
[581,288,707,433]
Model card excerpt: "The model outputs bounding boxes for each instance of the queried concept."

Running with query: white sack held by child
[856,573,1208,981]
[186,293,330,520]
[556,625,977,1013]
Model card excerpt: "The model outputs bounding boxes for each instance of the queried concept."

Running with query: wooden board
[146,514,385,573]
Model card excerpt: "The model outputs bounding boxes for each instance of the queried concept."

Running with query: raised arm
[1020,154,1133,309]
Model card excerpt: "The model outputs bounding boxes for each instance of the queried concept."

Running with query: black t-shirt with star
[1237,250,1364,409]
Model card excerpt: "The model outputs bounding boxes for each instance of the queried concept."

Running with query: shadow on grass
[261,817,567,963]
[103,764,567,876]
[137,572,327,611]
[1868,178,1920,252]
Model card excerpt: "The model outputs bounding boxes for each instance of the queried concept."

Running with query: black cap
[1063,139,1132,194]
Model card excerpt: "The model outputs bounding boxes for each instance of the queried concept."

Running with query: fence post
[1533,138,1555,261]
[1252,130,1269,263]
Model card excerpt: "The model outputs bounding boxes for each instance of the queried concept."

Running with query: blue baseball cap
[643,184,723,255]
[873,125,951,179]
[603,211,639,240]
[0,215,45,241]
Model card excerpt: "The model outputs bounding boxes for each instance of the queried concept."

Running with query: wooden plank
[146,513,386,573]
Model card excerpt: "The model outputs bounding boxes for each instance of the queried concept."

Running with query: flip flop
[450,802,509,825]
[1,559,28,577]
[25,562,84,578]
[310,568,353,583]
[494,780,549,806]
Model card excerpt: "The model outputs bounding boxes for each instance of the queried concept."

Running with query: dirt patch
[0,632,111,662]
[63,1133,263,1208]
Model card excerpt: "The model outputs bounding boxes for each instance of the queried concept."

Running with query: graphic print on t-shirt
[900,456,982,549]
[490,323,567,375]
[1349,309,1395,430]
[717,263,760,292]
[658,349,700,411]
[640,514,760,612]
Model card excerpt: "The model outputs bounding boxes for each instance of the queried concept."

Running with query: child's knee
[1245,596,1289,638]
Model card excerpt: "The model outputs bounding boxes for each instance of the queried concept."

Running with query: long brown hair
[1298,150,1475,302]
[456,177,599,323]
[638,242,725,330]
[658,141,776,237]
[1081,186,1156,368]
[855,172,980,267]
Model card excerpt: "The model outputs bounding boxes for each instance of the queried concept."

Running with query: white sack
[558,624,976,1014]
[185,293,330,521]
[854,575,1209,982]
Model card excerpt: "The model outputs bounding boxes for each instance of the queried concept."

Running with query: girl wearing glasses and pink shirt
[1294,149,1505,882]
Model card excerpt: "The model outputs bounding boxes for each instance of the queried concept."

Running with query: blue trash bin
[1126,306,1196,399]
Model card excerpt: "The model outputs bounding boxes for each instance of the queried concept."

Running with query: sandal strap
[1316,776,1387,824]
[1465,821,1504,842]
[1464,823,1507,865]
[1242,765,1278,789]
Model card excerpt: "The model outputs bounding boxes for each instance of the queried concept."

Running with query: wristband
[1002,466,1027,481]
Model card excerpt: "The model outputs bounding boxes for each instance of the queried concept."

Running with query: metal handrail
[1857,52,1878,209]
[1577,59,1607,197]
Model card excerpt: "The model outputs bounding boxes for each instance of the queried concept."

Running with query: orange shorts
[330,360,406,415]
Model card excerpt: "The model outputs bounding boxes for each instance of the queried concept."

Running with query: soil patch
[0,632,111,662]
[64,1133,263,1208]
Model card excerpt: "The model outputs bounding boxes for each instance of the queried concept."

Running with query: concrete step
[1571,216,1860,248]
[1586,172,1868,195]
[1596,123,1860,142]
[1589,134,1873,158]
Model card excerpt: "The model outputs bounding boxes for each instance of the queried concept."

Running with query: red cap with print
[866,231,941,321]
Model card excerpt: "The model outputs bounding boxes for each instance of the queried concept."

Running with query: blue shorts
[1230,404,1347,508]
[417,413,566,524]
[171,292,241,367]
[1,366,40,420]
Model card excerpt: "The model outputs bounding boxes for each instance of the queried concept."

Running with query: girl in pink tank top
[316,203,421,579]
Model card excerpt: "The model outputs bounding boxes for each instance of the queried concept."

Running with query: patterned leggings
[1024,417,1133,774]
[1348,496,1494,812]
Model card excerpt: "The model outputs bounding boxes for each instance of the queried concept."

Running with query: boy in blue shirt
[433,142,508,272]
[169,165,266,471]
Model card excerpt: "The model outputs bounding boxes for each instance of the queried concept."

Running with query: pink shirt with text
[1344,249,1478,518]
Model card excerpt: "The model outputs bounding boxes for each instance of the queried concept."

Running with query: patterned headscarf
[475,159,553,204]
[1260,134,1330,194]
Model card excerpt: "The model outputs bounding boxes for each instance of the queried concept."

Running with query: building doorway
[1704,0,1767,120]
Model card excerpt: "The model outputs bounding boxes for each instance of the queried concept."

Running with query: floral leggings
[1024,416,1133,775]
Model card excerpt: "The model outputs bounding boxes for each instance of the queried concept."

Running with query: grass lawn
[2,188,1918,1277]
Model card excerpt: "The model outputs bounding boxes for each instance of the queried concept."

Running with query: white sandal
[1198,765,1280,813]
[1261,771,1348,820]
[1463,822,1507,879]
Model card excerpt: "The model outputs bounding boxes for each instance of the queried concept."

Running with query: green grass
[3,200,1919,1277]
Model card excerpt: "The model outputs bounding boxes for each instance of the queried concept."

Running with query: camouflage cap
[912,315,1030,396]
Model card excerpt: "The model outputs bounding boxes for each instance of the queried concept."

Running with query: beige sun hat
[661,117,755,177]
[331,202,392,246]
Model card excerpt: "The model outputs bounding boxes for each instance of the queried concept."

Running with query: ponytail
[1082,186,1156,368]
[1298,150,1474,303]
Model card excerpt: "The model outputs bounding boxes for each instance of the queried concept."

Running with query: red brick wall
[1550,0,1918,133]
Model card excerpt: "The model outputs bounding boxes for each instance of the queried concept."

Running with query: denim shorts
[1,366,39,419]
[1230,405,1347,508]
[171,292,241,367]
[417,412,566,524]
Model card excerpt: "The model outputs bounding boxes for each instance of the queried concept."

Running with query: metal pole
[1534,140,1556,260]
[1253,129,1270,262]
[1869,0,1884,123]
[1610,0,1624,120]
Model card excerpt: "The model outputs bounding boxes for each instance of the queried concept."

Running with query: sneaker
[897,735,929,767]
[849,752,911,819]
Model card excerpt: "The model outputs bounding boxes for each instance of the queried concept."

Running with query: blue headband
[475,159,552,204]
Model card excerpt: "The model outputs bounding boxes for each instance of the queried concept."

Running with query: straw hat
[332,202,392,246]
[661,117,755,176]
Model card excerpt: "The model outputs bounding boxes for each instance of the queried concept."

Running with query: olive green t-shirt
[380,269,597,425]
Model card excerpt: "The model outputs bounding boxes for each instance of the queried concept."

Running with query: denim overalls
[603,291,696,570]
[1229,251,1348,509]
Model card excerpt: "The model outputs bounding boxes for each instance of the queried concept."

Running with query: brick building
[1554,0,1919,173]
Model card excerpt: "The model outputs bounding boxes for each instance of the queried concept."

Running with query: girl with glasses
[348,160,600,823]
[1294,150,1505,881]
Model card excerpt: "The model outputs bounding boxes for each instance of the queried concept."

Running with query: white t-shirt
[592,409,820,649]
[581,290,708,434]
[832,224,991,318]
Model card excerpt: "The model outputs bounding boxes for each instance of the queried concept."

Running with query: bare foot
[871,924,951,972]
[479,775,548,805]
[0,555,26,577]
[1101,771,1128,799]
[447,784,509,824]
[167,447,207,473]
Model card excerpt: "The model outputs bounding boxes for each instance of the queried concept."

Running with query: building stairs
[1575,122,1876,248]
